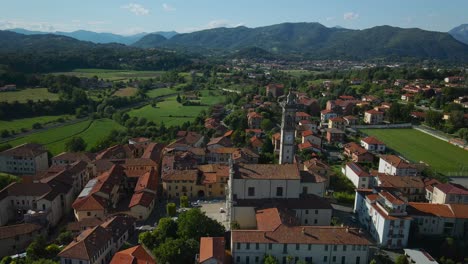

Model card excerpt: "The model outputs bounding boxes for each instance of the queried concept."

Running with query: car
[219,208,226,213]
[191,202,202,208]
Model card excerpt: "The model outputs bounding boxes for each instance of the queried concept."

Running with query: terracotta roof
[300,170,327,183]
[232,225,371,245]
[129,137,150,143]
[361,136,385,145]
[380,155,414,169]
[129,191,155,208]
[256,208,299,231]
[435,183,468,195]
[247,112,263,119]
[233,164,300,180]
[320,109,334,114]
[141,142,165,161]
[365,109,383,115]
[235,195,332,210]
[377,175,424,189]
[408,203,462,218]
[250,136,264,148]
[343,115,358,120]
[301,130,315,137]
[326,128,345,134]
[101,215,136,243]
[162,169,198,181]
[199,237,226,263]
[379,191,405,205]
[272,132,281,140]
[0,143,46,157]
[188,147,206,156]
[0,223,41,240]
[344,142,368,156]
[110,245,155,264]
[329,117,345,122]
[67,218,104,232]
[52,152,95,163]
[134,168,158,193]
[58,226,112,261]
[72,195,108,211]
[95,144,137,160]
[304,158,330,171]
[296,112,311,117]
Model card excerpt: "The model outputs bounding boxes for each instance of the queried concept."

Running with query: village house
[247,112,263,129]
[342,162,373,189]
[207,136,233,150]
[364,110,384,124]
[301,131,322,147]
[0,143,49,175]
[320,110,338,124]
[295,112,311,123]
[196,237,226,264]
[0,223,46,257]
[378,155,418,176]
[272,133,281,153]
[128,169,158,220]
[354,189,412,249]
[328,117,347,131]
[326,128,345,144]
[360,136,386,152]
[265,83,285,97]
[343,116,358,127]
[343,142,374,163]
[431,183,468,204]
[110,245,156,264]
[376,174,425,202]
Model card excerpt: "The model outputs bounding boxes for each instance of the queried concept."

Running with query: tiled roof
[272,132,281,140]
[232,225,371,245]
[379,191,405,205]
[233,164,300,180]
[435,183,468,195]
[247,112,263,119]
[58,226,112,261]
[377,175,424,189]
[346,162,370,177]
[199,237,225,263]
[361,136,384,145]
[250,136,263,148]
[134,168,158,193]
[129,191,155,208]
[72,195,108,211]
[380,155,414,169]
[329,117,345,122]
[0,223,41,240]
[52,152,95,163]
[235,195,332,210]
[344,142,368,156]
[162,169,198,181]
[365,109,384,115]
[67,218,104,232]
[296,112,311,117]
[256,208,299,231]
[101,215,136,242]
[0,143,46,157]
[110,245,155,264]
[326,128,345,134]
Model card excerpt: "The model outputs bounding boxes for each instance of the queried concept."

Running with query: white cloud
[343,12,359,20]
[0,19,57,32]
[162,3,175,12]
[121,3,149,16]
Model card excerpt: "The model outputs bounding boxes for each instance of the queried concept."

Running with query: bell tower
[279,90,297,164]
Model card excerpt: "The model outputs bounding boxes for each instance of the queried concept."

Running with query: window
[256,243,259,250]
[236,256,240,263]
[268,243,272,250]
[308,244,311,250]
[303,186,308,194]
[324,245,329,251]
[87,212,91,216]
[246,243,250,250]
[248,187,255,196]
[315,210,319,214]
[324,256,328,262]
[305,219,308,224]
[356,256,361,264]
[314,219,318,224]
[42,204,46,210]
[296,244,300,250]
[343,245,347,251]
[246,256,250,264]
[276,187,283,197]
[305,210,309,214]
[341,256,345,264]
[306,257,313,263]
[237,243,240,250]
[255,256,259,263]
[332,256,336,262]
[333,245,337,251]
[283,244,288,253]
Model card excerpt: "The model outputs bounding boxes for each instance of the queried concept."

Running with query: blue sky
[0,0,466,35]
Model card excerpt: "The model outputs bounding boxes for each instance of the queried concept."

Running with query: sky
[0,0,467,35]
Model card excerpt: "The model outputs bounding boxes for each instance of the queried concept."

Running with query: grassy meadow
[0,115,74,133]
[0,88,60,103]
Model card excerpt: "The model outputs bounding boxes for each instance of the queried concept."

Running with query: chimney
[302,228,305,234]
[346,227,350,233]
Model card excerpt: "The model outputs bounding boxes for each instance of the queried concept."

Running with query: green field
[0,88,60,103]
[147,87,177,98]
[4,119,124,155]
[54,69,166,81]
[113,87,138,97]
[0,115,74,133]
[129,90,225,126]
[361,128,468,176]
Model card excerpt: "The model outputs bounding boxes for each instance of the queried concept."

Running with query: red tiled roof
[379,191,405,205]
[247,112,263,119]
[346,162,370,177]
[380,155,414,169]
[329,117,345,122]
[0,223,41,240]
[129,191,155,208]
[58,226,112,261]
[377,175,424,189]
[361,136,384,145]
[435,183,468,195]
[233,164,300,180]
[199,237,226,263]
[110,245,155,264]
[365,109,384,115]
[296,112,311,117]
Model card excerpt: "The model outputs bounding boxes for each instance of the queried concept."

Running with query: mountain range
[449,24,468,45]
[132,22,468,61]
[7,28,178,45]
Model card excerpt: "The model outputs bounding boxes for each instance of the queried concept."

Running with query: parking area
[199,200,230,230]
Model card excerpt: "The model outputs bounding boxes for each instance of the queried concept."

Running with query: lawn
[54,69,166,81]
[147,87,177,98]
[113,87,138,97]
[0,88,60,103]
[128,91,225,126]
[361,128,468,176]
[0,115,74,133]
[3,119,124,155]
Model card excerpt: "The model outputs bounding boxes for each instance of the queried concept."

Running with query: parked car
[191,202,202,208]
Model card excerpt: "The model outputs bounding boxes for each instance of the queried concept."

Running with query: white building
[354,189,412,249]
[378,155,418,176]
[404,249,439,264]
[360,137,386,152]
[342,162,373,189]
[431,183,468,204]
[0,143,48,175]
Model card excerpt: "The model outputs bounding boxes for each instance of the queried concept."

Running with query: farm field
[4,119,124,155]
[54,69,165,81]
[0,88,60,103]
[129,90,225,126]
[0,115,74,133]
[361,128,468,176]
[113,87,138,97]
[146,87,177,98]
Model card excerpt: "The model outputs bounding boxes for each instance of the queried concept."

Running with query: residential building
[376,174,425,202]
[0,223,45,257]
[343,142,374,163]
[266,83,284,97]
[364,110,384,124]
[196,237,226,264]
[295,112,311,123]
[407,203,468,237]
[378,155,418,176]
[403,249,439,264]
[328,117,346,131]
[343,116,358,127]
[360,137,386,152]
[342,162,372,189]
[110,245,155,264]
[129,169,157,220]
[52,152,96,166]
[301,131,322,147]
[247,112,263,129]
[354,189,412,249]
[207,136,233,150]
[320,110,337,124]
[326,128,345,144]
[431,183,468,204]
[0,143,48,175]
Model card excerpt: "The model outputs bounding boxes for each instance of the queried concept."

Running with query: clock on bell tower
[279,90,297,164]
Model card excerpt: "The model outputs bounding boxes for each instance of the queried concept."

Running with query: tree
[261,119,274,131]
[32,122,43,129]
[264,255,279,264]
[26,235,47,260]
[176,94,182,103]
[154,217,178,242]
[180,196,189,208]
[261,136,274,154]
[425,110,443,128]
[166,203,176,217]
[176,208,225,241]
[0,173,21,190]
[153,238,198,264]
[64,137,87,152]
[457,128,468,142]
[45,244,61,259]
[369,260,377,264]
[57,231,73,245]
[395,255,409,264]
